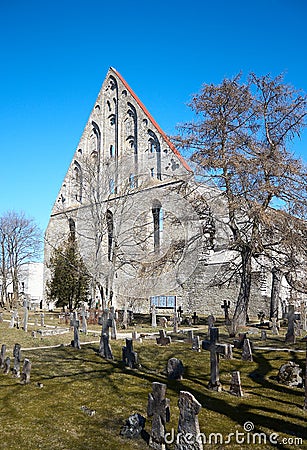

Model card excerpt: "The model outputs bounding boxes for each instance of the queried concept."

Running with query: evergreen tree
[47,236,90,310]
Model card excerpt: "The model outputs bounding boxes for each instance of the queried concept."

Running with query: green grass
[0,310,306,449]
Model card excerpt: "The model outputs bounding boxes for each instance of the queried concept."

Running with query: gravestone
[71,311,81,349]
[175,391,203,450]
[202,327,231,391]
[285,305,296,344]
[277,361,303,387]
[186,330,194,344]
[147,382,170,450]
[3,357,10,374]
[12,343,21,378]
[98,309,109,335]
[151,305,157,328]
[192,336,201,352]
[109,306,117,340]
[156,330,171,346]
[0,344,6,368]
[229,371,244,397]
[192,312,199,325]
[159,317,168,328]
[81,306,88,334]
[21,358,32,384]
[99,333,113,359]
[9,310,18,328]
[166,358,184,380]
[0,312,3,323]
[122,338,138,369]
[40,313,45,327]
[261,330,267,341]
[221,300,231,325]
[132,331,142,343]
[207,314,215,334]
[242,338,253,361]
[23,298,29,332]
[173,309,179,333]
[270,317,279,335]
[120,413,146,439]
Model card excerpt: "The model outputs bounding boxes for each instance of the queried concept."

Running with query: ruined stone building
[44,67,293,317]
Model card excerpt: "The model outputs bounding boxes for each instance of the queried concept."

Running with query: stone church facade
[44,67,287,317]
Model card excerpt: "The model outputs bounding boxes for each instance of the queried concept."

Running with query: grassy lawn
[0,309,306,449]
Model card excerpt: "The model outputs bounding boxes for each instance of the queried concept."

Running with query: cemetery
[0,306,306,449]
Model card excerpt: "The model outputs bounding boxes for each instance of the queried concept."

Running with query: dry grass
[0,309,306,449]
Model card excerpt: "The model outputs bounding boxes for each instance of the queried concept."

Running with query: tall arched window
[73,161,82,202]
[106,210,114,261]
[68,218,76,241]
[148,130,161,180]
[152,200,162,253]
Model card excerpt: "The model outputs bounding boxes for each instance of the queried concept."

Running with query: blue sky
[0,0,306,238]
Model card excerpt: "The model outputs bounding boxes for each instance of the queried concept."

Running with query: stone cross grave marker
[23,298,29,332]
[207,314,215,334]
[192,336,201,352]
[202,327,231,391]
[12,343,21,378]
[151,304,157,328]
[147,382,170,450]
[221,300,231,325]
[21,358,32,384]
[285,305,296,344]
[122,338,138,369]
[156,330,171,346]
[0,344,6,369]
[192,312,199,325]
[229,371,244,397]
[71,311,81,349]
[167,358,184,380]
[99,333,113,360]
[175,391,203,450]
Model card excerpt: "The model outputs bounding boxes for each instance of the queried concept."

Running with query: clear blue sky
[1,0,306,236]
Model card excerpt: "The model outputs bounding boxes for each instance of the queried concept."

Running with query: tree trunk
[230,247,252,335]
[270,267,282,319]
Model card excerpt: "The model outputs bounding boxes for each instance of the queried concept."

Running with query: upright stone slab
[167,358,184,380]
[71,311,81,349]
[3,357,10,374]
[21,358,32,384]
[109,307,117,340]
[186,330,194,344]
[156,330,171,346]
[175,391,203,450]
[147,382,170,450]
[122,338,138,369]
[99,333,113,360]
[192,336,201,352]
[12,343,21,378]
[207,315,215,334]
[229,371,244,397]
[285,305,296,344]
[9,311,18,328]
[81,306,88,334]
[0,344,6,368]
[192,312,199,325]
[202,327,230,391]
[23,298,29,332]
[40,312,45,327]
[242,338,253,361]
[261,330,267,341]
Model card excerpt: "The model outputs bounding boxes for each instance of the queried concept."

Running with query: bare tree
[175,73,307,332]
[0,211,42,307]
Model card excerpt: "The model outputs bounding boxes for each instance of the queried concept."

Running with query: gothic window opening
[106,210,114,261]
[148,130,161,180]
[110,145,114,158]
[73,162,82,202]
[152,200,163,253]
[68,218,76,241]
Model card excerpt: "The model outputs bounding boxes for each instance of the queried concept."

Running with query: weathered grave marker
[159,317,168,328]
[261,330,267,341]
[229,371,244,397]
[242,338,253,361]
[23,298,29,332]
[166,358,184,380]
[120,413,146,439]
[71,311,81,349]
[175,391,203,450]
[122,338,138,369]
[192,312,199,325]
[109,306,117,340]
[270,317,279,335]
[151,304,157,328]
[192,336,201,352]
[147,382,170,450]
[156,330,171,346]
[186,330,194,344]
[0,344,6,368]
[3,357,10,374]
[9,310,18,328]
[12,343,21,377]
[285,305,296,344]
[221,300,231,325]
[81,306,88,334]
[40,312,45,327]
[21,358,32,384]
[202,327,231,391]
[207,314,215,334]
[99,333,113,359]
